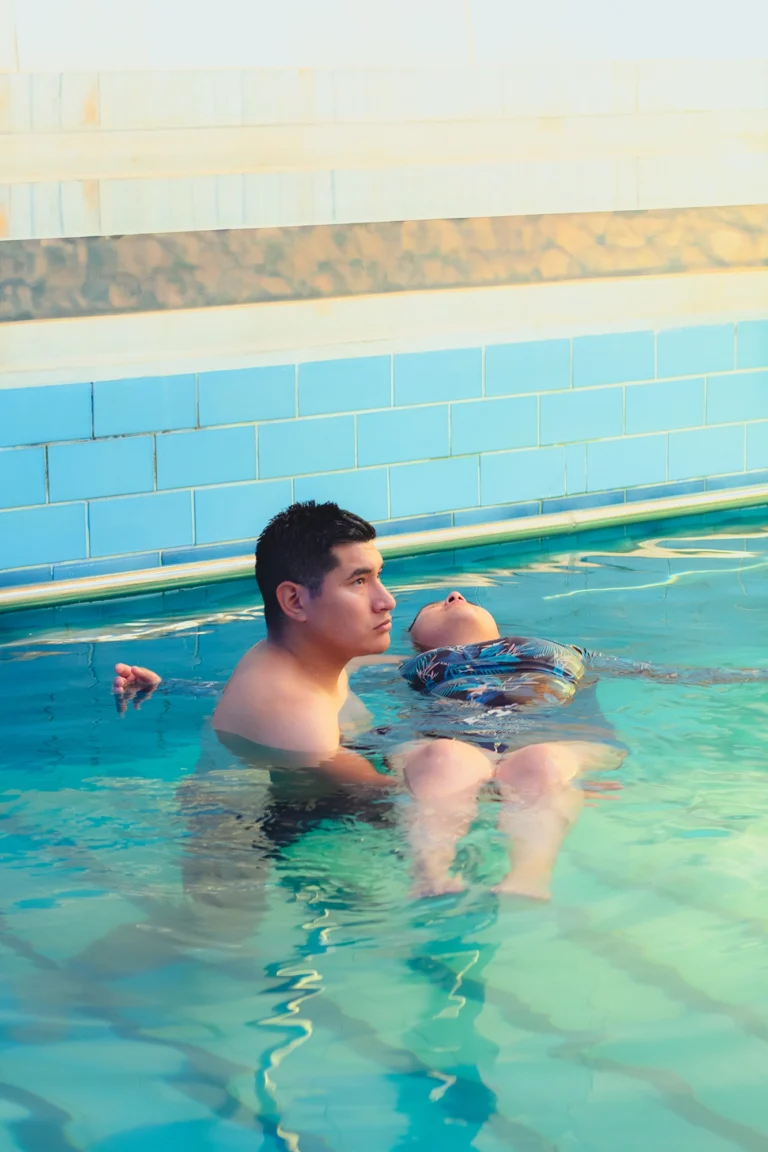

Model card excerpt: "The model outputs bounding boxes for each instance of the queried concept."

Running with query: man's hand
[113,664,162,715]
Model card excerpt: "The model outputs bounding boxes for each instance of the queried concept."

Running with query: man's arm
[113,664,224,714]
[213,693,394,788]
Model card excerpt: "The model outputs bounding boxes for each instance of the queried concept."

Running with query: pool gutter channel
[2,483,767,614]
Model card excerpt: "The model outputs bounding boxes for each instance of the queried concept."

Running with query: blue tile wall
[746,422,768,470]
[295,469,390,523]
[53,552,161,582]
[573,331,654,388]
[706,370,768,425]
[541,490,626,515]
[0,447,46,509]
[0,383,91,447]
[48,437,154,502]
[357,405,448,466]
[668,425,745,481]
[587,434,667,492]
[738,321,768,370]
[259,415,355,478]
[481,446,565,505]
[565,443,587,494]
[450,396,537,456]
[394,348,482,406]
[540,387,623,444]
[156,427,257,490]
[453,501,541,527]
[378,512,454,536]
[88,491,193,557]
[625,378,704,435]
[657,324,734,378]
[485,339,570,396]
[299,356,390,416]
[198,365,295,425]
[93,374,196,436]
[3,315,768,587]
[0,503,87,569]
[194,480,292,545]
[389,456,479,517]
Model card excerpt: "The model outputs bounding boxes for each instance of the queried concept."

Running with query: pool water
[2,509,768,1151]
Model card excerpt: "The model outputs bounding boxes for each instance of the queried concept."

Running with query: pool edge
[2,483,768,614]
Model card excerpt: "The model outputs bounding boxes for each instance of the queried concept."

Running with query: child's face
[409,591,500,651]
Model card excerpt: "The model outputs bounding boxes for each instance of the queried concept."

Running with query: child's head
[408,591,500,651]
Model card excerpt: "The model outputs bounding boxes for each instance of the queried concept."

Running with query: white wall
[2,1,768,241]
[2,62,768,240]
[3,0,768,69]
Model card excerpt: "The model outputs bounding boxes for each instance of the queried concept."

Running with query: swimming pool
[2,508,768,1151]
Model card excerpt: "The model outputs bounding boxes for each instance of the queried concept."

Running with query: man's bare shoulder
[212,641,341,754]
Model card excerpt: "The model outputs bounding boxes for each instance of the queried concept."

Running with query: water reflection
[3,510,768,1148]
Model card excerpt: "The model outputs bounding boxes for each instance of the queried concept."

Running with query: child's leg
[399,739,495,897]
[493,740,620,900]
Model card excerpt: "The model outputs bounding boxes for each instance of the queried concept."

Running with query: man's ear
[275,581,310,625]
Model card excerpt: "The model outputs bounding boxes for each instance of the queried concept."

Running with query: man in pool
[114,501,629,900]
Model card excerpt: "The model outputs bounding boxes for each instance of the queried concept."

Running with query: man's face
[410,590,499,650]
[304,541,396,659]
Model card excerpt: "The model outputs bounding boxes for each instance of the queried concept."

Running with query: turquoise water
[3,510,768,1150]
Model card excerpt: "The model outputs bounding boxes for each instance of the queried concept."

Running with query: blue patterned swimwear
[399,636,588,710]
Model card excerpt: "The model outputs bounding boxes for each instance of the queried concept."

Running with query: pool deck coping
[1,482,767,614]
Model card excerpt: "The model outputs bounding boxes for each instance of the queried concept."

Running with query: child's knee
[495,742,579,801]
[403,739,494,800]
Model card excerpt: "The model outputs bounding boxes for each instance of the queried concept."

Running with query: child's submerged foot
[492,874,551,901]
[410,872,467,899]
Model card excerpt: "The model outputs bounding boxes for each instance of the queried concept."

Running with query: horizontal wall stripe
[3,204,768,324]
[7,107,768,185]
[6,271,768,393]
[4,63,768,132]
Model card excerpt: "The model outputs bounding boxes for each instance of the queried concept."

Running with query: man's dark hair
[255,501,376,633]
